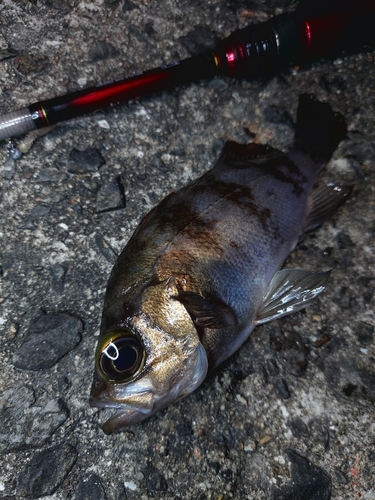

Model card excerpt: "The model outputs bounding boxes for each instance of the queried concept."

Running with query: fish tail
[294,94,347,162]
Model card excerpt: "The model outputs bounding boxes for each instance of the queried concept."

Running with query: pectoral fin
[255,269,331,325]
[174,291,237,329]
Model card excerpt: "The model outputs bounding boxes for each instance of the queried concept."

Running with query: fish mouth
[89,397,153,433]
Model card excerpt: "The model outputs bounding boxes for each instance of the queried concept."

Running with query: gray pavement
[0,1,374,499]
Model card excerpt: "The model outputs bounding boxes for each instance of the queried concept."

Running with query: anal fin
[255,269,331,325]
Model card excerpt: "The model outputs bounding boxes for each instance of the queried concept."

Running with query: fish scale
[90,94,352,433]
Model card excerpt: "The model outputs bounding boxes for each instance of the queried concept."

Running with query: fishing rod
[0,0,374,143]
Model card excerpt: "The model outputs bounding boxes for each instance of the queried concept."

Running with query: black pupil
[100,337,142,380]
[113,345,137,371]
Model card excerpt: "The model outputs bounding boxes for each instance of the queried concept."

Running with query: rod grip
[216,13,300,79]
[0,108,37,141]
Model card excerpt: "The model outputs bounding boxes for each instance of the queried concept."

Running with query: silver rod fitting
[0,108,37,141]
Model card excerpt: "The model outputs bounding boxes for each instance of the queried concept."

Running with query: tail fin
[294,94,347,162]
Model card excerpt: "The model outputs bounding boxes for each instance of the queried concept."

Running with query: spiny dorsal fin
[220,141,281,164]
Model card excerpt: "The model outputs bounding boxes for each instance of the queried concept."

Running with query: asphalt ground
[0,1,375,499]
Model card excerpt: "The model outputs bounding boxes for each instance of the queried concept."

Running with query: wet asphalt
[1,1,375,499]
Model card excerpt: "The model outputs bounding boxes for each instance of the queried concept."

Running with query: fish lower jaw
[89,397,154,432]
[103,406,153,433]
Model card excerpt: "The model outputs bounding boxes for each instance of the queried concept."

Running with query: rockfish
[90,95,351,433]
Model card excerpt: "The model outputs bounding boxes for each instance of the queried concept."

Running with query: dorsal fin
[130,190,176,239]
[220,141,281,165]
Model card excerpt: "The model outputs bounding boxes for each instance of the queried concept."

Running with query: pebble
[19,219,36,230]
[274,377,291,400]
[263,104,294,127]
[319,73,347,93]
[0,47,18,61]
[147,470,168,492]
[81,177,102,193]
[244,439,257,452]
[323,352,375,403]
[90,40,120,62]
[266,358,280,376]
[259,435,272,446]
[17,444,77,498]
[102,0,121,8]
[13,53,49,76]
[355,322,374,345]
[49,263,68,292]
[8,322,19,337]
[36,168,66,182]
[1,252,14,271]
[335,231,355,249]
[129,25,152,45]
[29,205,51,218]
[1,156,16,179]
[272,449,332,500]
[45,0,71,13]
[13,311,83,370]
[68,147,104,174]
[114,483,126,499]
[269,329,309,377]
[8,145,22,160]
[73,474,107,500]
[178,25,218,56]
[288,417,309,438]
[314,331,331,348]
[97,119,110,129]
[94,233,118,262]
[124,481,137,491]
[95,176,126,213]
[309,419,330,451]
[0,386,68,454]
[122,0,137,11]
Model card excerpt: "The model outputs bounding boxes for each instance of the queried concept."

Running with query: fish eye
[98,331,145,382]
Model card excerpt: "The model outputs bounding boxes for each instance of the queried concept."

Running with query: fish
[89,94,352,433]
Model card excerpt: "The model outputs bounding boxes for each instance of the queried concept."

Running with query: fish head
[89,278,208,433]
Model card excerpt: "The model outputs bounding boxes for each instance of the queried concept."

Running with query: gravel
[1,0,375,499]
